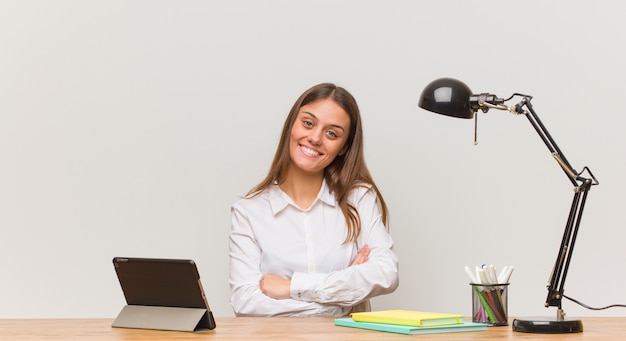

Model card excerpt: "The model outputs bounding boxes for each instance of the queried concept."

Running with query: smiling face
[287,98,351,177]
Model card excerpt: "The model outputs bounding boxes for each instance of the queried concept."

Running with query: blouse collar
[269,178,336,214]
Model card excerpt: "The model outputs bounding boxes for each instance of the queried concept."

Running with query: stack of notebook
[334,310,489,335]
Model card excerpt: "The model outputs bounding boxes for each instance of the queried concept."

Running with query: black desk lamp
[418,78,599,334]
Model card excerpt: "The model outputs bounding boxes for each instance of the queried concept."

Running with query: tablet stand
[112,305,215,332]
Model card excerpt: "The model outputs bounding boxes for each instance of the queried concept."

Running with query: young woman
[229,83,399,316]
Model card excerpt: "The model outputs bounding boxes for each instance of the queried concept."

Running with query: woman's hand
[260,274,291,299]
[350,244,371,266]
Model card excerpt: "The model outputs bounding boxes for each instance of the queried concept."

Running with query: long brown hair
[247,83,389,242]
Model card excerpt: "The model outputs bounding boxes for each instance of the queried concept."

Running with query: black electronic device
[112,257,216,332]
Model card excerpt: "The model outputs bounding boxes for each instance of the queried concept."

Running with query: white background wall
[2,0,625,319]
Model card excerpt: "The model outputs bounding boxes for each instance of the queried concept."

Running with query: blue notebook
[334,318,488,335]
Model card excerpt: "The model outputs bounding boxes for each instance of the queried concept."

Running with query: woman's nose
[308,129,322,145]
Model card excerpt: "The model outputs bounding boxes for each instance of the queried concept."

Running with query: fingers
[350,244,371,266]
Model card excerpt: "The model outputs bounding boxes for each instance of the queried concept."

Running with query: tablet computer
[112,257,216,331]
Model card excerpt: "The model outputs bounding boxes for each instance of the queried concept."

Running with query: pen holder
[470,283,509,326]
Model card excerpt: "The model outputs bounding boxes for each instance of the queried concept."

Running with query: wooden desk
[0,317,624,340]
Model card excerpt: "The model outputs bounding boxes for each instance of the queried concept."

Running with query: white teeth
[301,145,320,156]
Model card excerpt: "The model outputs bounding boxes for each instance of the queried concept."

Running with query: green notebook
[334,318,488,335]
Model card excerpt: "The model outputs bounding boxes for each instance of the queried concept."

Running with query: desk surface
[1,317,624,340]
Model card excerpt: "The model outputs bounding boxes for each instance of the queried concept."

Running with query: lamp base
[512,318,583,333]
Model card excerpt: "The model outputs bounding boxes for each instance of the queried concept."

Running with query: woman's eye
[303,120,313,128]
[327,130,338,138]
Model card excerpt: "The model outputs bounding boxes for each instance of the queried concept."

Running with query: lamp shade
[418,78,474,119]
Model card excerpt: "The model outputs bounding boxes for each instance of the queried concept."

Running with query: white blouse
[229,179,399,316]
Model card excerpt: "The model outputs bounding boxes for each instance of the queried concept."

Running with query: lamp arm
[481,96,599,320]
[480,97,599,186]
[520,99,584,186]
[545,179,593,317]
[508,97,598,319]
